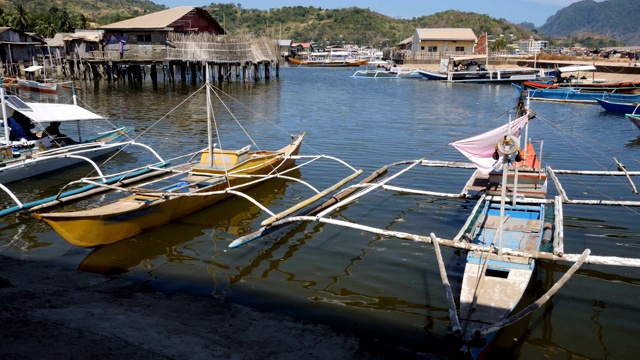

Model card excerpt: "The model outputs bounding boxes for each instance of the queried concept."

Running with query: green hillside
[0,0,635,48]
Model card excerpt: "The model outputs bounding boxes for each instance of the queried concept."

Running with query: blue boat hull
[513,83,640,103]
[597,99,640,113]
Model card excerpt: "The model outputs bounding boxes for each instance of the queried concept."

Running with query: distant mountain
[518,22,536,31]
[538,0,640,46]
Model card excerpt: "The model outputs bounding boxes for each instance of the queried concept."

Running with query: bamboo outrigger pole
[613,157,638,194]
[430,233,462,336]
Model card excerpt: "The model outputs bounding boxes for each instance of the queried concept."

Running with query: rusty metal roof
[99,6,222,33]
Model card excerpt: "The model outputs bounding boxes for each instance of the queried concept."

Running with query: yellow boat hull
[33,134,304,247]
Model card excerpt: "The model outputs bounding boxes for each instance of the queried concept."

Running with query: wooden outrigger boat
[32,66,363,247]
[288,51,368,67]
[596,98,640,114]
[512,83,640,104]
[32,135,305,247]
[0,84,137,184]
[228,92,640,358]
[523,65,640,94]
[18,78,57,94]
[18,65,58,93]
[524,79,640,94]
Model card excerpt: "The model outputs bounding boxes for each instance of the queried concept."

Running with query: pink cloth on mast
[450,114,529,175]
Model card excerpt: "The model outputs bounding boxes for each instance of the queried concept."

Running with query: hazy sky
[152,0,601,27]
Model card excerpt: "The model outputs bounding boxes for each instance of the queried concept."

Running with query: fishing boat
[0,86,136,184]
[18,65,58,93]
[418,44,555,83]
[288,51,368,67]
[524,65,640,94]
[228,92,640,358]
[351,69,401,79]
[523,79,640,94]
[17,78,57,94]
[32,66,363,247]
[627,113,640,129]
[32,135,305,247]
[596,98,640,113]
[513,83,640,104]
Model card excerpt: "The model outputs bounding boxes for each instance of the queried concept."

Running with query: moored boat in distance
[524,65,640,94]
[627,113,640,129]
[596,98,640,113]
[351,69,401,79]
[513,83,640,104]
[418,51,555,83]
[288,50,368,67]
[17,79,57,94]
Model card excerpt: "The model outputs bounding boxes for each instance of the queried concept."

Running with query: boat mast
[497,117,512,256]
[485,32,489,68]
[206,63,214,168]
[0,85,9,144]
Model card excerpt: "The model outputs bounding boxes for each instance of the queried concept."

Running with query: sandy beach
[0,255,438,359]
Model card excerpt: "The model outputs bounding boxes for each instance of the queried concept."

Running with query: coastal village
[2,6,639,85]
[1,4,640,360]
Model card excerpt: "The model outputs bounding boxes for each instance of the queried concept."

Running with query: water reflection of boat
[78,172,297,276]
[230,92,640,358]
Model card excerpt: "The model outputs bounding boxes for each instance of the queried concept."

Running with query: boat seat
[180,174,221,184]
[198,145,251,170]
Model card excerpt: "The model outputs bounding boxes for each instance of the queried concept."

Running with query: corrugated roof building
[96,7,224,61]
[412,28,477,54]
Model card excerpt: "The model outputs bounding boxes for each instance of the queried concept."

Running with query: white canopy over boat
[557,65,597,73]
[4,96,104,123]
[24,65,44,72]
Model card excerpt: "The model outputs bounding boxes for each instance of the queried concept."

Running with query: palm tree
[11,4,31,32]
[57,8,74,32]
[35,16,58,38]
[490,37,508,52]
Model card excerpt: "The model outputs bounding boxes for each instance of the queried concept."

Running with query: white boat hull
[0,143,126,184]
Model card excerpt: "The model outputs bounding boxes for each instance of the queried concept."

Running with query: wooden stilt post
[190,62,197,85]
[151,64,158,88]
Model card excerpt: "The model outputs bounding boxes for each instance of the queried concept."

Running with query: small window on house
[421,46,425,51]
[428,46,438,52]
[137,35,151,43]
[455,46,464,52]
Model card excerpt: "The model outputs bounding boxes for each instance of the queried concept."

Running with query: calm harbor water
[2,66,640,359]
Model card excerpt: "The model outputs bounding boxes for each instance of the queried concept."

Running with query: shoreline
[0,255,439,359]
[401,59,640,82]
